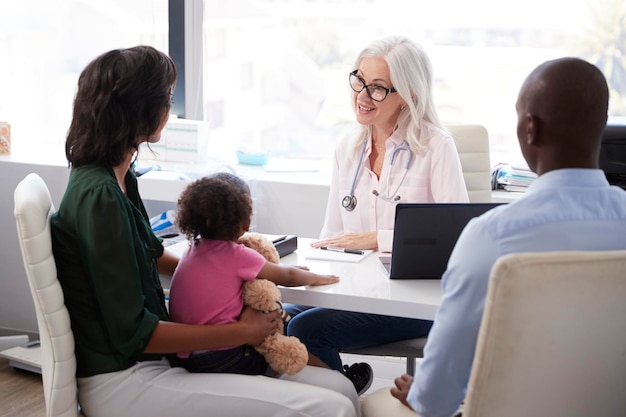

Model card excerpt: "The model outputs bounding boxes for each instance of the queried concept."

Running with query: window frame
[168,0,204,121]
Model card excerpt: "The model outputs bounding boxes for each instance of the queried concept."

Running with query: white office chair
[341,125,492,375]
[361,250,626,417]
[448,124,492,203]
[14,173,82,417]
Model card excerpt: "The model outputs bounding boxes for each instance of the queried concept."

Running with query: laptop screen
[384,203,504,279]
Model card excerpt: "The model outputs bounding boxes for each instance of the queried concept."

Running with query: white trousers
[78,359,360,417]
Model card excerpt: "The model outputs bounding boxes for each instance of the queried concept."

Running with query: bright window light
[201,0,626,166]
[1,0,624,168]
[0,0,168,160]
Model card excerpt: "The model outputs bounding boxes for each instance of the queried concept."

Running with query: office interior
[1,0,625,394]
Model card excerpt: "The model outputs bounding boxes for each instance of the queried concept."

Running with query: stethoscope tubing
[342,139,413,210]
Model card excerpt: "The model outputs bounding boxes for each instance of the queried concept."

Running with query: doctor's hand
[390,373,416,411]
[311,231,377,250]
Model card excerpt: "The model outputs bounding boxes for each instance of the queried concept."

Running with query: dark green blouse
[51,165,169,377]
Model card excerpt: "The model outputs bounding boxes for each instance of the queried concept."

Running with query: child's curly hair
[175,172,252,243]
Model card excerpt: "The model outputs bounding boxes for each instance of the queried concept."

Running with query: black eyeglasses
[349,70,397,102]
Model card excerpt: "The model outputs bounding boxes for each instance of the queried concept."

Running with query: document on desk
[305,248,375,263]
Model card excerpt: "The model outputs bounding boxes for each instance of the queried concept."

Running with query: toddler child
[169,172,339,376]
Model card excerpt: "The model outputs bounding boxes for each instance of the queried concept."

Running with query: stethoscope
[341,140,414,211]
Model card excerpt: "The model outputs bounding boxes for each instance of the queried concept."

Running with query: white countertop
[166,237,444,320]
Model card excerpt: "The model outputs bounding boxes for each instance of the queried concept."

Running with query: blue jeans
[285,304,433,371]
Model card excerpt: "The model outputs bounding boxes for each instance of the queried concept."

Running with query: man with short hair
[376,57,626,417]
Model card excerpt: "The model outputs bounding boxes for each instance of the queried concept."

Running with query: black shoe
[343,362,373,396]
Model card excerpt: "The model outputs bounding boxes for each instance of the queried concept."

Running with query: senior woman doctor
[286,36,469,395]
[312,35,469,253]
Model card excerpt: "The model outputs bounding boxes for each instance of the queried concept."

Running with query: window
[2,0,624,168]
[0,0,168,160]
[198,0,626,165]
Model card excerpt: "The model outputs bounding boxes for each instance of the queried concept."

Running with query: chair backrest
[14,173,79,417]
[447,124,492,203]
[464,250,626,417]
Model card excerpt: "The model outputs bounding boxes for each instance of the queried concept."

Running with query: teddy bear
[238,232,309,375]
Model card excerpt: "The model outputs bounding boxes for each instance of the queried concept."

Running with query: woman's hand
[311,231,378,250]
[390,373,416,411]
[239,306,281,346]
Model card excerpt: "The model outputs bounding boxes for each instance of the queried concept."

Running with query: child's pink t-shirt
[169,239,266,356]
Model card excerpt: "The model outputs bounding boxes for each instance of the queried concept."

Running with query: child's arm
[257,261,339,287]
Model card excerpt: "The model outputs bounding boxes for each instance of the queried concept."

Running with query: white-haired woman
[286,36,469,395]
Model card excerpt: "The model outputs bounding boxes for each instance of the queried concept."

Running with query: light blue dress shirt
[408,169,626,417]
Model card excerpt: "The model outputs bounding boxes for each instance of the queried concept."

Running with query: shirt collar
[525,168,610,195]
[366,131,404,152]
[388,131,404,148]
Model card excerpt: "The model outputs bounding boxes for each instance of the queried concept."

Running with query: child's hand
[308,274,340,286]
[294,265,310,271]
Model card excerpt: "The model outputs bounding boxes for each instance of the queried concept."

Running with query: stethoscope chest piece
[342,194,357,211]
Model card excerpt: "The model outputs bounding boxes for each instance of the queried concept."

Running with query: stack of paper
[496,163,537,192]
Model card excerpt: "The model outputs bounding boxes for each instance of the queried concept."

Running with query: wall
[0,160,70,335]
[0,159,329,335]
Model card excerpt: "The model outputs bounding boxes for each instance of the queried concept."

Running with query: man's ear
[525,113,540,146]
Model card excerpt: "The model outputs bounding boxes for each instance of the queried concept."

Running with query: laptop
[381,203,504,279]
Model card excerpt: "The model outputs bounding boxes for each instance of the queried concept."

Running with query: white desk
[165,238,443,321]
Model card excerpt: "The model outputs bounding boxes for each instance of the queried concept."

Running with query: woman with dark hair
[51,45,359,417]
